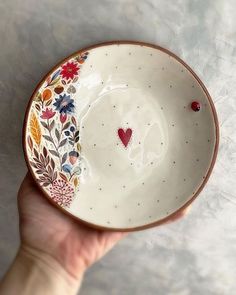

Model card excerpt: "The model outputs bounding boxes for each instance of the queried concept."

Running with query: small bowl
[23,41,219,231]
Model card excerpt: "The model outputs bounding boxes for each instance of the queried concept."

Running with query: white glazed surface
[25,43,217,229]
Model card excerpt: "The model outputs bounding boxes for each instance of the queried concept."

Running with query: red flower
[60,113,67,124]
[49,179,74,208]
[40,108,56,119]
[60,61,80,80]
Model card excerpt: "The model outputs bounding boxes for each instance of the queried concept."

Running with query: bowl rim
[22,40,219,232]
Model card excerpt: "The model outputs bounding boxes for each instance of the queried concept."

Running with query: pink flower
[60,113,67,124]
[41,108,56,119]
[49,179,74,208]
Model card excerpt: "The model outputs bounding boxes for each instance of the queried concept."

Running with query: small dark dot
[94,144,96,147]
[208,139,210,142]
[83,167,86,171]
[150,162,154,165]
[115,66,118,69]
[138,67,141,70]
[150,53,153,56]
[184,178,186,181]
[137,106,140,109]
[88,104,91,108]
[122,185,126,188]
[142,182,145,185]
[184,106,186,109]
[116,143,119,146]
[90,65,93,68]
[126,84,128,87]
[161,107,163,110]
[138,141,141,145]
[147,123,151,126]
[173,161,176,164]
[82,126,85,129]
[90,207,93,210]
[128,218,131,222]
[161,142,163,145]
[113,105,116,108]
[185,141,188,144]
[162,67,164,70]
[170,85,172,88]
[203,176,206,179]
[99,188,102,191]
[166,211,169,215]
[105,53,108,56]
[196,158,199,162]
[172,124,175,127]
[109,164,112,167]
[162,180,166,183]
[114,205,118,208]
[181,69,184,72]
[107,221,110,224]
[126,122,129,125]
[193,192,195,195]
[130,163,133,166]
[101,81,104,84]
[137,203,140,206]
[176,196,178,199]
[192,85,195,88]
[129,52,131,55]
[157,199,160,203]
[195,123,198,126]
[149,215,152,218]
[102,123,104,126]
[148,85,151,88]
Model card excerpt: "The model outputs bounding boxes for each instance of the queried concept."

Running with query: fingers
[166,205,191,224]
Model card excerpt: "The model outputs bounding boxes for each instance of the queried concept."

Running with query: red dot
[191,101,201,112]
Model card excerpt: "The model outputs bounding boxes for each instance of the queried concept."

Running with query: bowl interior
[24,43,218,230]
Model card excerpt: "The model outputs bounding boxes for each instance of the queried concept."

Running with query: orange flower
[42,89,52,101]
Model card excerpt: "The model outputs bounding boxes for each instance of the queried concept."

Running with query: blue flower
[53,94,75,114]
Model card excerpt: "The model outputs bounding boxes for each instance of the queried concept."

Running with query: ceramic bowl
[23,41,219,231]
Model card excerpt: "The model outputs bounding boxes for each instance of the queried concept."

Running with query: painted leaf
[74,177,79,187]
[40,121,48,129]
[45,99,52,106]
[71,116,76,126]
[49,150,59,157]
[55,128,60,142]
[49,120,55,131]
[77,143,81,152]
[35,104,41,111]
[59,138,67,148]
[43,147,47,157]
[51,69,60,82]
[59,172,68,182]
[30,112,41,146]
[42,135,53,143]
[62,152,67,164]
[34,92,42,102]
[49,76,60,86]
[62,122,70,131]
[27,136,33,150]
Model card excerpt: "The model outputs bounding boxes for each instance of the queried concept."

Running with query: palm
[18,173,126,278]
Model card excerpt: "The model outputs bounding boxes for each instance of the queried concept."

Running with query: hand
[18,173,127,280]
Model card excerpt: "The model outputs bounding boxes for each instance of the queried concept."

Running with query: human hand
[17,173,127,281]
[0,173,190,295]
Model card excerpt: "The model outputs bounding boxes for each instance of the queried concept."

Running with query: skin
[0,173,189,294]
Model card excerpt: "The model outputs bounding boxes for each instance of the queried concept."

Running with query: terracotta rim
[22,40,219,232]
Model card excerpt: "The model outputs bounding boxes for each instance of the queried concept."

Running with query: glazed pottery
[23,41,219,231]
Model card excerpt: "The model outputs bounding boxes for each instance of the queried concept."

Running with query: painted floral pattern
[26,51,89,208]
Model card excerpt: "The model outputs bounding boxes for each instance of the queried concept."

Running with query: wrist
[0,244,84,295]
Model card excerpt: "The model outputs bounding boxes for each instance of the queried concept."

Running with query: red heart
[118,128,132,147]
